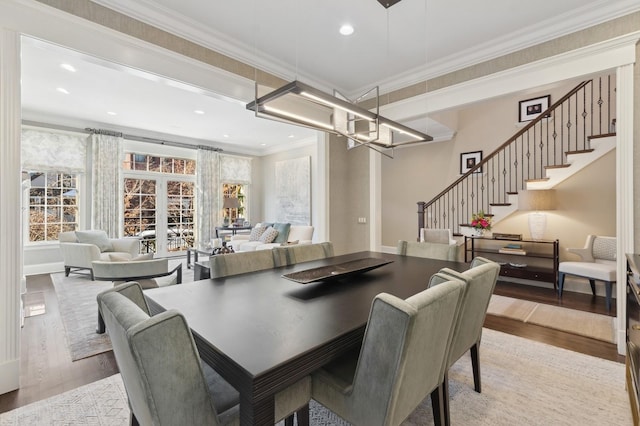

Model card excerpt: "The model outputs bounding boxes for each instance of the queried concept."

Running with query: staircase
[417,76,616,238]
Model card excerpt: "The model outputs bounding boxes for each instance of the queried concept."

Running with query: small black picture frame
[519,95,550,122]
[460,151,482,174]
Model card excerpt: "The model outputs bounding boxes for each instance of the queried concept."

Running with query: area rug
[526,303,616,343]
[0,329,630,425]
[487,294,537,321]
[50,259,193,361]
[50,273,114,361]
[487,294,616,343]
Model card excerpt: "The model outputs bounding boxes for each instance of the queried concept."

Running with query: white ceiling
[20,0,639,155]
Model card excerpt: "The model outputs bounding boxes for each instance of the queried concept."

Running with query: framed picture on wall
[519,95,550,122]
[460,151,483,174]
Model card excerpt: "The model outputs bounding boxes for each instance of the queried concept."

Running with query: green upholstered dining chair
[310,279,465,426]
[429,259,500,425]
[272,242,335,267]
[396,240,457,261]
[209,249,276,278]
[97,282,311,426]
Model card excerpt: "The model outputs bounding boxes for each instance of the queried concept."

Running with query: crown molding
[93,0,640,99]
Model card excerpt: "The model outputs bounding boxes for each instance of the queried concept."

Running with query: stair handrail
[420,79,591,211]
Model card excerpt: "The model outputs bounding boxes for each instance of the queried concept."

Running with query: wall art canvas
[275,156,311,225]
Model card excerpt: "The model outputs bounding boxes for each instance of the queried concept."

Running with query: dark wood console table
[464,236,559,288]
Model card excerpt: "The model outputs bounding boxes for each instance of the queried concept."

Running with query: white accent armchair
[59,230,140,280]
[558,235,617,311]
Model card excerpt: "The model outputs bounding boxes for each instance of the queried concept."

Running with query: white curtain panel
[91,133,123,237]
[196,149,220,243]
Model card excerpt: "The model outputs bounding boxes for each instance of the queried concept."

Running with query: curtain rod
[21,120,223,152]
[86,127,223,152]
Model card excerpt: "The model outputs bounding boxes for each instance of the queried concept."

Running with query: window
[222,183,246,223]
[28,172,78,242]
[123,152,195,255]
[123,153,195,175]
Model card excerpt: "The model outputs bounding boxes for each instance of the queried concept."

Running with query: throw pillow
[248,226,267,241]
[259,227,279,243]
[272,223,291,244]
[132,253,154,261]
[76,230,114,252]
[108,253,153,262]
[108,253,130,262]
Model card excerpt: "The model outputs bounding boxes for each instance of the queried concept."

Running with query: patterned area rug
[50,260,194,361]
[487,294,615,343]
[0,329,630,425]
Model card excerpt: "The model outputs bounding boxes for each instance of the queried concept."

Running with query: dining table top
[144,250,468,425]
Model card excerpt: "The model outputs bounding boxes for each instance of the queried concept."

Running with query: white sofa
[230,224,314,252]
[59,230,140,280]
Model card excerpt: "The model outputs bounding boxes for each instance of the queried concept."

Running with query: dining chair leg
[97,311,105,334]
[589,279,597,296]
[430,382,446,426]
[471,342,481,393]
[605,281,613,312]
[443,373,451,426]
[296,403,310,426]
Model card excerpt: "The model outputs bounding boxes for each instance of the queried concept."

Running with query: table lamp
[222,197,240,225]
[518,189,556,240]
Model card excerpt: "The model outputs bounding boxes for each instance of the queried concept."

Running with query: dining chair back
[97,282,227,425]
[98,282,312,426]
[428,260,499,425]
[396,240,457,261]
[311,279,465,426]
[273,242,334,266]
[209,249,276,278]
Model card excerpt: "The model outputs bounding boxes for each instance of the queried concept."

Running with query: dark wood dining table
[144,251,468,425]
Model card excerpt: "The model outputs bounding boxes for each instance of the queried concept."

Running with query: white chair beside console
[558,235,617,311]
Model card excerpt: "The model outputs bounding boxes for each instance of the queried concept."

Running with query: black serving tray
[282,257,394,284]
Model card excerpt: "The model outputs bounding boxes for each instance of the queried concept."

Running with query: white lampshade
[519,190,557,240]
[518,190,557,211]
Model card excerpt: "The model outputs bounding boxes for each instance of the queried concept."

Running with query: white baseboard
[0,358,20,395]
[24,262,64,276]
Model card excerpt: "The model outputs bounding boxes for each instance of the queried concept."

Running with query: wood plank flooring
[0,275,625,414]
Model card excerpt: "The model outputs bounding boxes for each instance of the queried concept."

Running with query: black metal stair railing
[417,76,616,240]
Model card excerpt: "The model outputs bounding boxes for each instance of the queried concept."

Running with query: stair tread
[490,203,511,206]
[589,133,616,139]
[506,191,518,195]
[545,164,570,169]
[566,149,594,155]
[525,178,550,183]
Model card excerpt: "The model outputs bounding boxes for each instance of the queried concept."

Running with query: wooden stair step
[506,191,519,195]
[545,164,570,170]
[525,177,550,183]
[490,203,511,207]
[566,149,594,155]
[589,133,616,140]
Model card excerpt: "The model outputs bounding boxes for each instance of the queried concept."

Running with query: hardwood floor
[0,275,624,414]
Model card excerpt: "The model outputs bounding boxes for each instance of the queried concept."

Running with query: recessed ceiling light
[56,87,69,94]
[261,143,267,146]
[288,134,295,138]
[194,110,205,115]
[107,111,117,116]
[223,134,229,138]
[60,63,76,72]
[339,24,354,36]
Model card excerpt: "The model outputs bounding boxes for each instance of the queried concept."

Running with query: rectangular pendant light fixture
[246,80,433,155]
